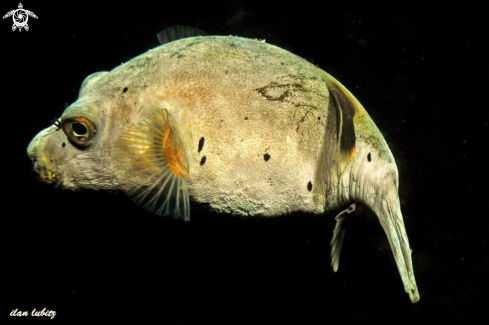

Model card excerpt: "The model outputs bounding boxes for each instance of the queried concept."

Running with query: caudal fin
[373,192,420,303]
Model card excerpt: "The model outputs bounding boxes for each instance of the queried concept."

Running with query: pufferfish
[27,26,420,303]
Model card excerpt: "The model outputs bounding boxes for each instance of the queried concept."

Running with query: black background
[3,0,488,323]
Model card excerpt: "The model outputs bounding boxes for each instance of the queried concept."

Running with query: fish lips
[27,126,62,186]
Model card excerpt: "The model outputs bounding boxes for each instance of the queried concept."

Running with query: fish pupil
[72,122,88,137]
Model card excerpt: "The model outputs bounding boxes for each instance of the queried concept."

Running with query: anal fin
[330,203,357,272]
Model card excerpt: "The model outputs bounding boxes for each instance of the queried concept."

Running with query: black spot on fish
[367,152,371,162]
[62,142,66,148]
[307,181,313,192]
[200,156,207,166]
[318,116,321,121]
[245,117,248,120]
[264,154,271,161]
[198,137,205,153]
[123,87,128,93]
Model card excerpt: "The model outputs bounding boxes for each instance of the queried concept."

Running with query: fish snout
[27,127,60,185]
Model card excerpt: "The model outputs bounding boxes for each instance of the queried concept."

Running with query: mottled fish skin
[27,35,419,302]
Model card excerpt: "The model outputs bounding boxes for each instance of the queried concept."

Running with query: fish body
[27,34,419,302]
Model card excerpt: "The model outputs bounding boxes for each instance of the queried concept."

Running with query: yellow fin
[326,78,357,162]
[113,109,190,221]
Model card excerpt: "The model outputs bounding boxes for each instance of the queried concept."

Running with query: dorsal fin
[326,78,357,161]
[113,109,190,221]
[157,25,207,45]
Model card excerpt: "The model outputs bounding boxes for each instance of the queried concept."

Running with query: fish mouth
[27,127,61,186]
[28,150,61,186]
[30,159,60,185]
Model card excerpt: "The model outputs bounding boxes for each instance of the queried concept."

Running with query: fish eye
[61,117,97,148]
[72,122,88,137]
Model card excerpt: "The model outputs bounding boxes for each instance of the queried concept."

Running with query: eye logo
[2,3,37,32]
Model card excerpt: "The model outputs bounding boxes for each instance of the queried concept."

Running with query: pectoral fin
[113,109,191,221]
